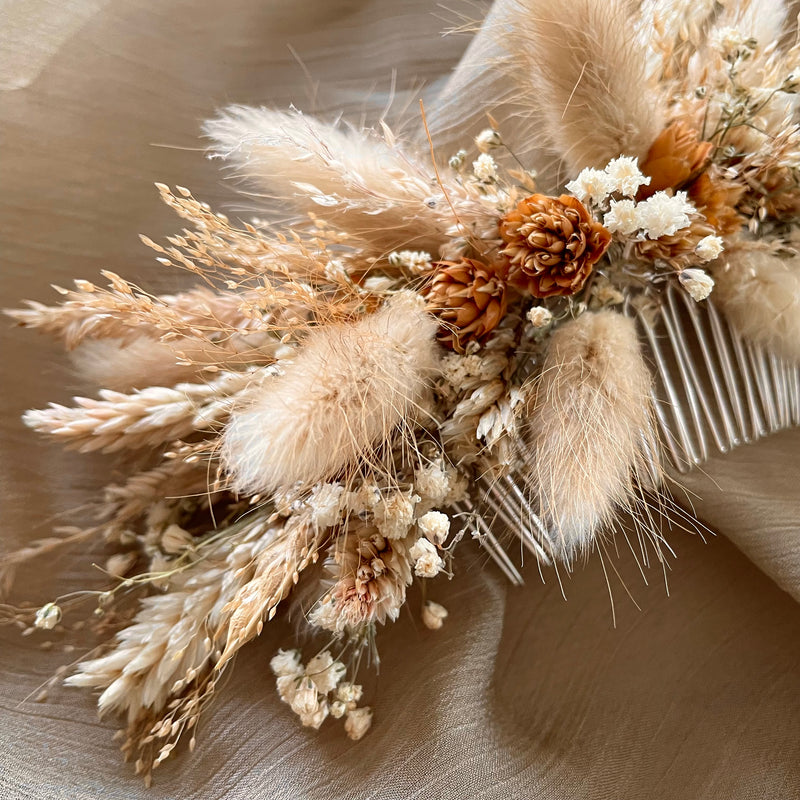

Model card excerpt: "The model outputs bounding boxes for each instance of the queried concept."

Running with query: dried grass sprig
[65,511,274,719]
[24,370,261,453]
[216,514,323,667]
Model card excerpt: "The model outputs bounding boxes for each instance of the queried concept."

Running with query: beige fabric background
[1,2,799,797]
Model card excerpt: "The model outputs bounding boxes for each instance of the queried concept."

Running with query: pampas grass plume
[222,292,439,495]
[521,310,660,557]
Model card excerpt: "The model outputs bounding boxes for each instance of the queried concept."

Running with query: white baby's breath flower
[565,168,614,205]
[387,250,432,274]
[604,156,650,197]
[475,128,502,152]
[308,482,345,529]
[276,674,300,703]
[289,676,321,718]
[373,490,419,539]
[409,537,445,578]
[344,707,373,741]
[417,511,450,546]
[299,700,329,730]
[710,27,756,59]
[472,153,498,183]
[526,306,553,328]
[306,651,346,694]
[603,199,641,235]
[636,191,695,238]
[421,600,448,630]
[270,648,303,678]
[695,235,724,262]
[448,149,467,169]
[414,461,451,506]
[34,602,61,630]
[679,268,715,301]
[336,682,363,704]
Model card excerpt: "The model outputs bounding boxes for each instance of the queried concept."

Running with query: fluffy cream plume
[521,310,661,558]
[204,107,486,254]
[24,370,259,453]
[65,513,276,720]
[222,292,439,495]
[711,249,800,362]
[502,0,664,174]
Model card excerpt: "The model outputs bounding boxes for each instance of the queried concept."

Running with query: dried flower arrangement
[3,0,800,785]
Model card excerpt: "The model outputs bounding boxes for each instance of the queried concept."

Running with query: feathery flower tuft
[520,310,661,558]
[711,248,800,361]
[221,292,439,495]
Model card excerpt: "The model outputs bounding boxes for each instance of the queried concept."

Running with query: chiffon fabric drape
[1,2,799,797]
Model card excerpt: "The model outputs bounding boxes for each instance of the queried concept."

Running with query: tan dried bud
[423,258,508,352]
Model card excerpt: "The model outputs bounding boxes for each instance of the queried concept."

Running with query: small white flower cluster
[409,535,446,578]
[475,128,502,152]
[372,489,420,540]
[678,268,715,302]
[634,191,695,238]
[565,156,651,205]
[271,649,372,739]
[448,149,467,169]
[526,306,553,328]
[421,600,448,630]
[603,191,709,241]
[472,153,498,183]
[417,510,450,546]
[414,460,452,508]
[709,27,757,61]
[387,250,433,274]
[694,235,724,262]
[34,602,62,630]
[307,482,346,529]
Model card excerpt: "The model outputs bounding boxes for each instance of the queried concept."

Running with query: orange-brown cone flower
[424,258,508,352]
[499,194,611,298]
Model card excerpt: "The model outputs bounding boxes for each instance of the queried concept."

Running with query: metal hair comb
[461,282,800,583]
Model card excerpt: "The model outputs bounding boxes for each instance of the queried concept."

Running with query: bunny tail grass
[520,310,662,559]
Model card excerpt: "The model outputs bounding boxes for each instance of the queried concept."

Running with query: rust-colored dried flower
[687,170,746,236]
[499,194,611,298]
[638,122,713,198]
[424,258,508,352]
[639,121,744,237]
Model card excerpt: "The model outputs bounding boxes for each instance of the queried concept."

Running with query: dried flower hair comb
[4,0,800,783]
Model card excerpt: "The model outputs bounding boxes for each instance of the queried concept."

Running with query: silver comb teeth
[465,284,800,581]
